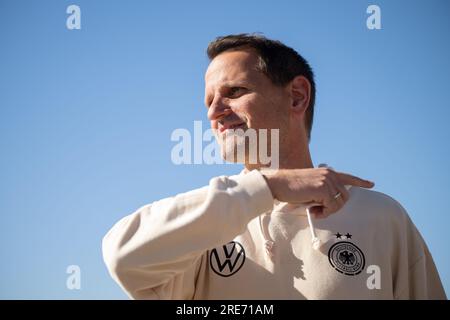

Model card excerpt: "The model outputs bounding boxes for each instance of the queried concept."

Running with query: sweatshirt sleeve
[392,206,447,300]
[398,245,447,299]
[102,170,274,299]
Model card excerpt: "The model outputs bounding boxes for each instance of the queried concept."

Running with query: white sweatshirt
[102,169,446,299]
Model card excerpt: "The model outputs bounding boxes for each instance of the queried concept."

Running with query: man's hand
[262,167,374,218]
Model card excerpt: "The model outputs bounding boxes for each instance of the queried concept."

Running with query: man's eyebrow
[221,79,250,87]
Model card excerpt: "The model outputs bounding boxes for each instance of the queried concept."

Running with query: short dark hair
[207,33,316,141]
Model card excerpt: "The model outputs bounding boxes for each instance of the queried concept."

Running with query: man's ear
[290,75,311,115]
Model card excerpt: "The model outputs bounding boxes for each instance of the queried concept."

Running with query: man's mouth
[219,122,247,134]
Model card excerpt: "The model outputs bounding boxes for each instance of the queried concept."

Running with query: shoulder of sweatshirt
[345,186,416,230]
[342,187,429,258]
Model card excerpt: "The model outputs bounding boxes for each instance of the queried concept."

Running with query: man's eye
[229,87,246,97]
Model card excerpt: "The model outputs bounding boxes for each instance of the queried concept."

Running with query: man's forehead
[205,50,260,86]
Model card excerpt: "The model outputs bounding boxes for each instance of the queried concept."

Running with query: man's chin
[220,143,247,164]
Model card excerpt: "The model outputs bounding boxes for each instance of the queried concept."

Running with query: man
[102,34,446,299]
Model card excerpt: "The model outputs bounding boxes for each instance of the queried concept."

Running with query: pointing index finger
[336,172,375,189]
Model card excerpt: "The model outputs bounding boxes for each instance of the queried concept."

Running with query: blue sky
[0,0,449,299]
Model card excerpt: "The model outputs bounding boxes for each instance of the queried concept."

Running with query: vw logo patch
[328,241,365,276]
[209,241,245,277]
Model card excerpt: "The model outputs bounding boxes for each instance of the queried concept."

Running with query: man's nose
[207,98,231,121]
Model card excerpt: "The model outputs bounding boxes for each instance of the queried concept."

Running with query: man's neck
[244,147,314,171]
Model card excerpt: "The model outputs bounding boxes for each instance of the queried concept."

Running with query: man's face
[204,49,290,164]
